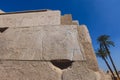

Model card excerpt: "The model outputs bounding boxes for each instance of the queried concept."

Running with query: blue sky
[0,0,120,71]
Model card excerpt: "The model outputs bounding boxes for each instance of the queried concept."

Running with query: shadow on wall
[50,59,74,69]
[0,27,8,33]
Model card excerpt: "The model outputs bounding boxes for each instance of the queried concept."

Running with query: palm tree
[97,35,120,79]
[96,48,115,77]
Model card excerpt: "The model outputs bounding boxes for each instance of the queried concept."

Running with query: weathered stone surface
[0,61,61,80]
[94,70,112,80]
[42,25,84,60]
[62,62,97,80]
[0,9,108,80]
[61,14,73,25]
[62,62,109,80]
[0,10,60,27]
[82,42,99,71]
[77,25,91,43]
[0,61,108,80]
[0,27,43,60]
[61,14,79,25]
[77,25,99,71]
[0,25,84,60]
[72,20,79,25]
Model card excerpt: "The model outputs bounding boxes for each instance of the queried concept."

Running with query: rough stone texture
[0,61,108,80]
[77,25,99,71]
[42,25,84,60]
[77,25,91,43]
[62,61,111,80]
[82,42,99,71]
[61,15,79,25]
[0,61,61,80]
[72,20,79,25]
[94,70,112,80]
[0,9,109,80]
[0,10,60,27]
[62,61,97,80]
[0,25,84,60]
[105,74,112,80]
[61,14,73,25]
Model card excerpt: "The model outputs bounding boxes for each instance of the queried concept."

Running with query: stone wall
[61,14,79,25]
[0,25,84,61]
[77,25,99,71]
[0,60,110,80]
[72,20,79,25]
[0,10,109,80]
[0,61,62,80]
[0,10,60,27]
[61,14,73,25]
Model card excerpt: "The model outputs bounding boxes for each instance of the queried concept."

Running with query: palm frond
[97,35,110,43]
[97,34,114,48]
[106,41,115,47]
[96,48,108,59]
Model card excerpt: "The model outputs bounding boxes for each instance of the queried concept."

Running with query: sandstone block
[62,62,97,80]
[0,25,84,61]
[0,9,106,80]
[0,10,60,27]
[77,25,99,71]
[0,61,61,80]
[61,14,73,25]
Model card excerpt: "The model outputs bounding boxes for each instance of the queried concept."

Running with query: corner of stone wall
[77,25,99,71]
[61,14,73,25]
[62,61,98,80]
[72,20,79,25]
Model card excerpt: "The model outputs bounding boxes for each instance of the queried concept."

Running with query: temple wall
[0,10,107,80]
[0,10,60,27]
[0,25,84,61]
[0,61,62,80]
[77,25,99,71]
[61,14,73,25]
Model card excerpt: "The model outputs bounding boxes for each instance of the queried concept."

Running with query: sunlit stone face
[0,25,84,61]
[0,10,100,80]
[0,10,61,27]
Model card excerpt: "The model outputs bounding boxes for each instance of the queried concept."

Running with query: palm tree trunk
[109,54,120,80]
[104,44,120,80]
[102,56,115,78]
